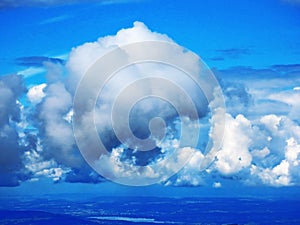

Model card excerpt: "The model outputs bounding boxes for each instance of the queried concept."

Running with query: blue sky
[0,0,300,198]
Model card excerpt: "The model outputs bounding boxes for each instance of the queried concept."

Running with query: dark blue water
[0,197,299,224]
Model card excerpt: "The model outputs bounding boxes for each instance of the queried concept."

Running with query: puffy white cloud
[251,147,270,159]
[38,82,82,168]
[285,138,300,166]
[250,160,290,186]
[27,83,47,103]
[68,21,222,185]
[293,86,300,91]
[213,182,222,188]
[248,115,300,186]
[214,114,252,175]
[66,21,172,91]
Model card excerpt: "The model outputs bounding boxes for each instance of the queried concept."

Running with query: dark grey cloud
[0,75,29,187]
[16,56,65,67]
[0,75,24,126]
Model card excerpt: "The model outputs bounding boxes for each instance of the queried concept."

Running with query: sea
[0,196,299,225]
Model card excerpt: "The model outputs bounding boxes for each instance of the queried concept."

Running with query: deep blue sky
[0,0,300,198]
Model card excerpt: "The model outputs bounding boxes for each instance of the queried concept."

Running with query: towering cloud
[1,22,300,187]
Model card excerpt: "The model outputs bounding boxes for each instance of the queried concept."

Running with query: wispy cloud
[215,48,251,59]
[0,0,141,8]
[39,14,71,25]
[16,56,65,67]
[17,67,46,78]
[282,0,300,6]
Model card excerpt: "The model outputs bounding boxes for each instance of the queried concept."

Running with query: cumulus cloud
[27,83,47,104]
[0,75,29,186]
[2,21,300,188]
[66,21,173,91]
[215,114,252,175]
[69,21,219,185]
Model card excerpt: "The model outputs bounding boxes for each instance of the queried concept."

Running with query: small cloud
[39,14,71,25]
[293,87,300,91]
[271,64,300,73]
[213,182,222,188]
[27,83,47,104]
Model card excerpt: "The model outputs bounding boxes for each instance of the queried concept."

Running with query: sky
[0,0,300,198]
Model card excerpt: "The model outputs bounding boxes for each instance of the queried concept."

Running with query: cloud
[271,64,300,72]
[268,89,300,122]
[215,114,252,175]
[214,64,300,118]
[282,0,300,6]
[16,56,65,67]
[68,21,219,185]
[213,182,222,188]
[27,83,47,104]
[38,81,79,167]
[0,0,140,8]
[2,21,300,188]
[0,0,91,8]
[0,75,29,186]
[214,48,251,59]
[39,14,71,25]
[17,67,46,78]
[209,57,225,61]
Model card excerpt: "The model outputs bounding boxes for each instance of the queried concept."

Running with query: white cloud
[293,86,300,91]
[69,33,298,186]
[68,21,224,185]
[214,114,252,175]
[27,83,47,103]
[66,21,173,90]
[251,160,290,186]
[248,115,300,186]
[213,182,222,188]
[251,147,270,159]
[285,138,300,166]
